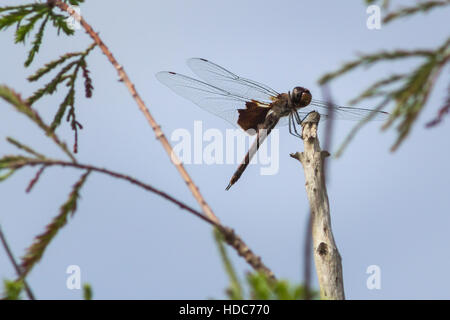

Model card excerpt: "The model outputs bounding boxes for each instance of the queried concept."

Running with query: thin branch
[383,0,450,24]
[53,0,219,224]
[25,165,46,193]
[19,170,91,279]
[3,156,275,280]
[0,225,35,300]
[426,82,450,127]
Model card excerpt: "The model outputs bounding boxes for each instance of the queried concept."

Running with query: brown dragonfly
[156,58,389,190]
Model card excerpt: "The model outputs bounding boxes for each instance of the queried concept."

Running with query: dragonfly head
[290,87,312,108]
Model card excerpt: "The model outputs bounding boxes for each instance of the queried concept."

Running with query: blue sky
[0,0,449,299]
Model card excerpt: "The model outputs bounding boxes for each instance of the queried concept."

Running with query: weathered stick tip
[300,111,321,127]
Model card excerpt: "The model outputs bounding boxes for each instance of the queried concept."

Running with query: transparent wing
[276,101,389,127]
[156,71,270,127]
[308,99,390,121]
[276,111,311,127]
[187,58,279,103]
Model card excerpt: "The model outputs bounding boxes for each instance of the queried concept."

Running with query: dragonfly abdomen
[225,114,279,190]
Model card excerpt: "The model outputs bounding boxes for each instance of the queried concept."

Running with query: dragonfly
[156,58,389,190]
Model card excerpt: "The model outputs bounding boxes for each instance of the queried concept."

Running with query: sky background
[0,0,449,299]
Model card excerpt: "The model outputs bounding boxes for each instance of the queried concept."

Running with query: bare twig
[25,165,46,193]
[290,112,345,299]
[53,0,219,224]
[426,82,450,127]
[304,86,336,299]
[0,225,35,300]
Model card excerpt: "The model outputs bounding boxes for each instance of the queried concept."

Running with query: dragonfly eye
[292,87,311,106]
[300,90,312,106]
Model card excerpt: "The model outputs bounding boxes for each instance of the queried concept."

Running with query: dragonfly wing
[274,111,316,127]
[187,58,279,103]
[308,99,390,121]
[275,103,389,128]
[156,71,269,127]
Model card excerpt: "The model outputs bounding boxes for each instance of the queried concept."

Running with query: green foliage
[24,14,50,67]
[214,228,317,300]
[367,0,450,24]
[6,137,47,160]
[246,272,316,300]
[0,4,45,33]
[65,0,86,6]
[27,43,96,137]
[365,0,390,10]
[19,170,90,278]
[0,2,79,66]
[2,280,23,300]
[83,283,93,300]
[48,10,74,36]
[319,2,450,154]
[0,85,75,161]
[214,229,243,299]
[0,2,96,151]
[14,7,48,43]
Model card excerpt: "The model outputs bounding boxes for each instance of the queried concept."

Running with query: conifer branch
[0,85,75,162]
[0,225,35,300]
[53,0,220,224]
[0,155,276,281]
[19,170,91,279]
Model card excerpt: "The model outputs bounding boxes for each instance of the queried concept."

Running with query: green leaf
[24,14,50,67]
[0,168,15,181]
[50,86,75,132]
[2,280,23,300]
[27,60,78,105]
[384,1,450,24]
[14,8,48,44]
[20,171,90,278]
[247,272,271,300]
[213,228,243,300]
[0,85,49,132]
[0,4,35,14]
[83,283,93,300]
[28,52,83,82]
[0,85,76,162]
[0,7,36,31]
[6,137,46,160]
[49,11,74,36]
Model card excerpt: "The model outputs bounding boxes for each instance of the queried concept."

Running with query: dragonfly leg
[288,112,302,139]
[294,110,303,124]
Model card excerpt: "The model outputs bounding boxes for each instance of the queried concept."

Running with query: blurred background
[0,0,449,299]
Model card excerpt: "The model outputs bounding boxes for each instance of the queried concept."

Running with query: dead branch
[290,112,345,299]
